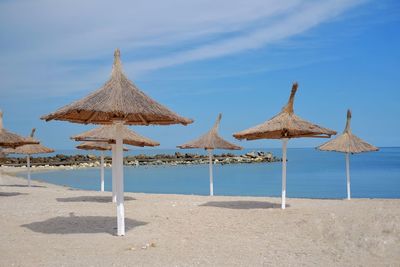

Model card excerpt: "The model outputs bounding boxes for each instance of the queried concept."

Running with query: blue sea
[30,147,400,199]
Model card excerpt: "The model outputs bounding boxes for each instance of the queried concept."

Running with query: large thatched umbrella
[76,141,128,192]
[41,49,192,236]
[3,128,54,187]
[317,110,378,199]
[72,125,159,201]
[178,114,242,196]
[233,83,336,209]
[0,111,38,148]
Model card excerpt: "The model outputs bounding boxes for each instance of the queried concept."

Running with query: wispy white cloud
[126,0,363,74]
[0,0,364,97]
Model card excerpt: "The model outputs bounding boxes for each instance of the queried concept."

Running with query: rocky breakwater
[0,151,281,168]
[120,151,281,166]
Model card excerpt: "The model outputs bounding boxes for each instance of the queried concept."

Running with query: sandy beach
[0,172,399,267]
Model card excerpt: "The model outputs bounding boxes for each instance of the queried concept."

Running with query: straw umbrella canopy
[0,111,38,148]
[71,124,160,147]
[76,141,128,193]
[317,110,378,199]
[41,49,192,236]
[76,141,129,151]
[233,82,336,209]
[3,128,54,187]
[178,114,242,196]
[72,125,159,200]
[41,49,193,126]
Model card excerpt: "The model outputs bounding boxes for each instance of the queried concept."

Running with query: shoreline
[0,173,399,266]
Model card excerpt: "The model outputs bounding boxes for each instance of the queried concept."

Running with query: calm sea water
[30,147,400,199]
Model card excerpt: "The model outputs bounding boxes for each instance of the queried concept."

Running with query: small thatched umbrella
[72,125,158,200]
[76,141,128,192]
[317,110,378,199]
[3,128,54,187]
[178,114,242,196]
[0,111,38,148]
[233,83,336,209]
[72,125,160,147]
[41,49,192,236]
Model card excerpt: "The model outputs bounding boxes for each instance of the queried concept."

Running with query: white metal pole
[346,153,351,200]
[208,149,214,196]
[27,155,31,187]
[112,144,116,203]
[281,138,288,209]
[115,121,125,236]
[100,151,105,192]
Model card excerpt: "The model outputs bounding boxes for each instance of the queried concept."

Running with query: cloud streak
[0,0,364,97]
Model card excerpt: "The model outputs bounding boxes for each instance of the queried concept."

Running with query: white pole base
[117,203,125,236]
[281,138,288,210]
[281,190,286,209]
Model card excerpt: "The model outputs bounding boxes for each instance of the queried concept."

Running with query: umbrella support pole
[346,153,351,200]
[281,138,288,209]
[112,144,116,203]
[27,155,31,187]
[100,151,104,192]
[115,122,125,236]
[208,149,214,196]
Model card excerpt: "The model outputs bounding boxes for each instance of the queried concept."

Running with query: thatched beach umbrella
[41,49,192,236]
[72,125,158,201]
[317,110,378,199]
[76,141,128,192]
[72,125,160,147]
[178,114,242,196]
[3,128,54,187]
[233,83,336,209]
[0,111,38,148]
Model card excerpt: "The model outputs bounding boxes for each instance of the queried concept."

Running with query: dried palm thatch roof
[41,49,193,126]
[71,125,159,147]
[317,110,378,154]
[76,141,128,151]
[0,111,39,148]
[178,114,242,150]
[3,128,54,155]
[233,83,336,140]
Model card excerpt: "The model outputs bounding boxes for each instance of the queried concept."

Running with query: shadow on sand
[0,184,46,188]
[200,201,288,210]
[21,214,148,235]
[0,192,28,197]
[56,196,136,203]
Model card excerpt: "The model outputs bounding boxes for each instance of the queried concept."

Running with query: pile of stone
[0,151,281,167]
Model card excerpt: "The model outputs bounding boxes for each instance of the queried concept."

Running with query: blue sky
[0,0,399,149]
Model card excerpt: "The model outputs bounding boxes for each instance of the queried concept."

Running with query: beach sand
[0,172,399,267]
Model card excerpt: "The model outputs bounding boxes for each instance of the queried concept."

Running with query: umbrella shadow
[21,214,148,235]
[0,184,46,188]
[0,192,28,197]
[200,201,288,210]
[56,196,136,203]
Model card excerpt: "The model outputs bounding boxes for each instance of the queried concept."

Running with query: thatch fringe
[317,109,378,154]
[178,113,242,150]
[233,82,336,140]
[0,111,39,148]
[71,124,159,147]
[76,141,128,151]
[3,128,54,155]
[41,49,193,126]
